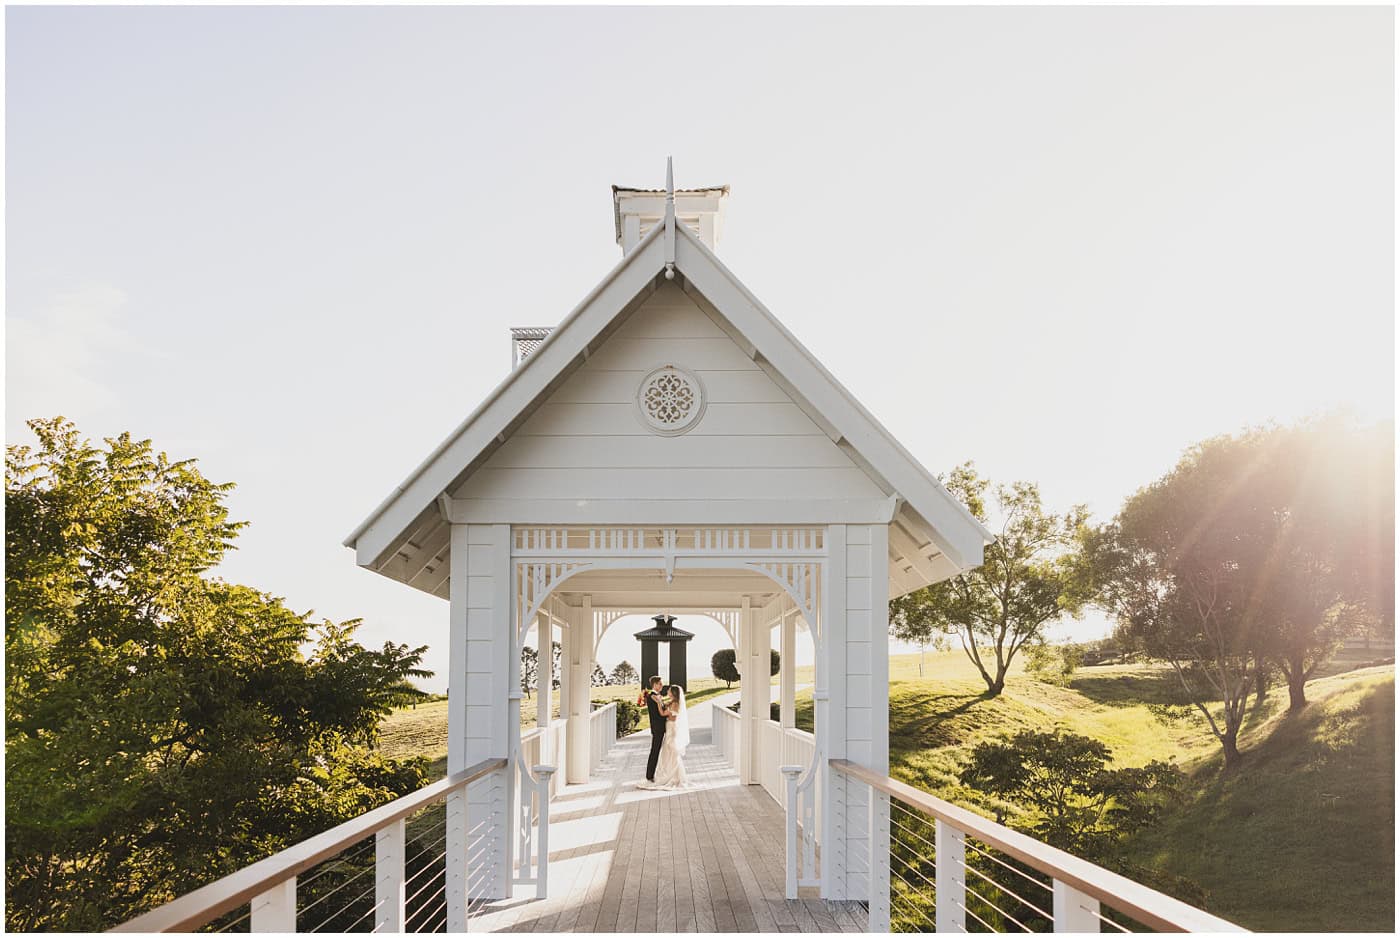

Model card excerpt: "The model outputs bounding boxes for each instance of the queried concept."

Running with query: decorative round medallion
[636,365,706,436]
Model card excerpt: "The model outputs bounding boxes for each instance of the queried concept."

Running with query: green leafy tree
[591,664,607,686]
[890,463,1091,696]
[1086,430,1281,769]
[5,419,432,931]
[959,730,1183,858]
[1254,417,1394,710]
[608,660,638,686]
[711,648,740,687]
[521,646,538,697]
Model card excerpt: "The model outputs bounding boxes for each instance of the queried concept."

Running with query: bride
[639,685,690,789]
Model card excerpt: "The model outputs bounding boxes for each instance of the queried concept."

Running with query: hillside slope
[791,651,1394,932]
[1123,667,1394,932]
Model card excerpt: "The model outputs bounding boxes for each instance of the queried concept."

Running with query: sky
[6,6,1393,692]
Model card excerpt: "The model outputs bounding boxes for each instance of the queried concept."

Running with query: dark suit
[645,687,668,781]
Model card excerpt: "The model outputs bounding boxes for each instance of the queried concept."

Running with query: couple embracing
[636,676,690,790]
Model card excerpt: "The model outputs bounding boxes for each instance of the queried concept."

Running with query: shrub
[614,699,643,736]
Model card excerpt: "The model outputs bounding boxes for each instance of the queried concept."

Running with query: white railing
[109,758,507,933]
[712,702,740,765]
[590,702,618,765]
[515,723,565,898]
[828,759,1247,934]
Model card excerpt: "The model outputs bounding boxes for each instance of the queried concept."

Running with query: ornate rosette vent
[636,365,706,436]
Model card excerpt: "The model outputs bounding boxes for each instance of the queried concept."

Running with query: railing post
[376,819,406,933]
[534,765,556,898]
[446,786,469,932]
[868,787,891,932]
[781,765,803,898]
[250,878,296,933]
[1054,879,1101,932]
[934,820,965,933]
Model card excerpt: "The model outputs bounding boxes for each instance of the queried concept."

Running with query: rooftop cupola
[612,181,729,254]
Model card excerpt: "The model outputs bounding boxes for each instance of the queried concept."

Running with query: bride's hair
[669,685,683,704]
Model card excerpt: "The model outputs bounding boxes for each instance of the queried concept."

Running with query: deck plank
[470,720,853,933]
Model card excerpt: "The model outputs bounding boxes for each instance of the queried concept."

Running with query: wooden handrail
[830,759,1246,933]
[109,757,508,933]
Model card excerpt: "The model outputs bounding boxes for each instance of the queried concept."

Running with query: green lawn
[378,676,744,778]
[792,650,1393,932]
[380,649,1394,932]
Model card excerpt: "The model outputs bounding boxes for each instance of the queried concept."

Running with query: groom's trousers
[646,729,665,781]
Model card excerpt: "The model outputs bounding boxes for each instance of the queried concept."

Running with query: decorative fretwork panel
[512,526,824,556]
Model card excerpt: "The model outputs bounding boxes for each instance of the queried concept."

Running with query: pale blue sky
[7,6,1393,690]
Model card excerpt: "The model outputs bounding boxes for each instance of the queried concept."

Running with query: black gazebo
[633,614,694,690]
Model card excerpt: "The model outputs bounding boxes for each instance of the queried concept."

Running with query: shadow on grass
[1069,666,1196,707]
[1123,677,1394,932]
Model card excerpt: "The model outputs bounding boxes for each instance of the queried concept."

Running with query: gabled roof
[345,212,993,595]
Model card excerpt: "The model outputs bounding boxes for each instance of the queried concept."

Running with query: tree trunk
[1254,666,1268,703]
[1287,669,1307,712]
[1221,727,1243,770]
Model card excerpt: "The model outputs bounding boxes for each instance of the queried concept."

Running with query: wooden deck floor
[470,723,865,933]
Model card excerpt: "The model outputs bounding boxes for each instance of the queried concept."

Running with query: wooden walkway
[471,722,865,933]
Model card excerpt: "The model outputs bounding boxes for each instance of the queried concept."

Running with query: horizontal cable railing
[110,758,508,934]
[830,760,1247,934]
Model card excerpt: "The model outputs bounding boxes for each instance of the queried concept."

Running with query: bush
[614,699,643,736]
[1026,642,1082,685]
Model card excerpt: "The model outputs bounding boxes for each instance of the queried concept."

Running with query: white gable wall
[451,282,890,508]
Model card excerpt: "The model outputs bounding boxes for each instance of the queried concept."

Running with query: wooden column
[737,597,756,785]
[566,599,593,783]
[446,522,512,922]
[780,605,797,728]
[820,524,848,899]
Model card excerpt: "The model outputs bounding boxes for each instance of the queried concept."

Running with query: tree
[890,463,1091,696]
[711,648,740,687]
[1086,430,1280,768]
[959,730,1183,860]
[1253,417,1394,711]
[609,660,638,686]
[591,664,607,686]
[5,419,431,931]
[520,646,538,698]
[552,640,563,690]
[770,648,781,676]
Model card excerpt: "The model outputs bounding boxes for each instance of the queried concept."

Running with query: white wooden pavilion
[342,162,990,922]
[114,165,1245,935]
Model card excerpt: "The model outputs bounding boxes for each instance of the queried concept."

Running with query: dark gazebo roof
[632,614,694,642]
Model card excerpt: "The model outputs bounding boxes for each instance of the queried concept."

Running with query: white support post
[567,600,592,783]
[536,612,551,728]
[821,524,848,899]
[250,878,295,933]
[738,597,756,785]
[376,819,406,933]
[781,765,803,898]
[1054,880,1102,932]
[446,522,512,925]
[780,607,797,728]
[534,767,556,898]
[558,612,570,733]
[935,820,966,933]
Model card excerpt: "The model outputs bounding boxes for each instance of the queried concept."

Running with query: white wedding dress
[640,689,691,790]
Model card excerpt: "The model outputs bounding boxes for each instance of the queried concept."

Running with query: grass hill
[379,648,1393,932]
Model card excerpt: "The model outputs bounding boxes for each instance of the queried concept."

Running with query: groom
[642,675,667,783]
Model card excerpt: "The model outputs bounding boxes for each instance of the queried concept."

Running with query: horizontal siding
[486,434,858,469]
[584,336,759,371]
[515,401,826,437]
[464,285,890,505]
[548,369,793,404]
[457,466,886,500]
